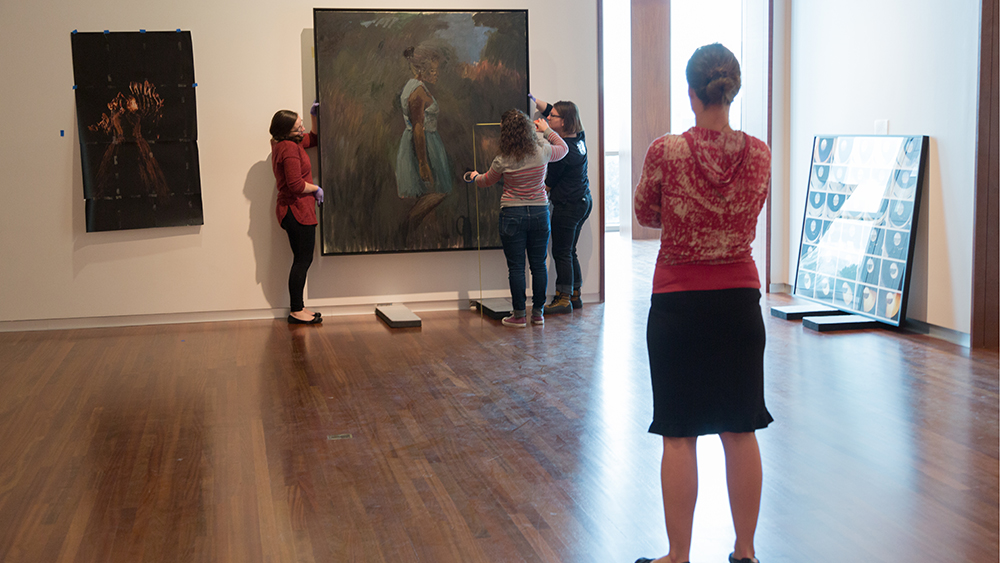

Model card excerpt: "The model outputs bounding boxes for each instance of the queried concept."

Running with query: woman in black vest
[532,96,591,313]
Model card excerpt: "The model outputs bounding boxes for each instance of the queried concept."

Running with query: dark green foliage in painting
[474,12,527,75]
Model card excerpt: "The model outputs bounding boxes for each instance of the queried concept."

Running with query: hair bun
[403,47,415,60]
[685,43,742,106]
[705,76,739,105]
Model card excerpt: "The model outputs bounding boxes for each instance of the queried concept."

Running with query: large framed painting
[793,135,929,326]
[71,31,203,232]
[313,9,528,255]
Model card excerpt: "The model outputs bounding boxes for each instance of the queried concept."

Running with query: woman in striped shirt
[466,109,568,327]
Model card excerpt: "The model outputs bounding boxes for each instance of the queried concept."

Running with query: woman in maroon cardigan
[633,44,772,563]
[269,106,323,324]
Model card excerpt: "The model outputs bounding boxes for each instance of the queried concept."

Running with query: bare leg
[654,436,699,563]
[720,431,762,561]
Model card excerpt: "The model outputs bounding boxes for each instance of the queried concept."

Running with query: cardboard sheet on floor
[471,298,513,320]
[375,304,421,328]
[802,314,882,332]
[770,303,842,320]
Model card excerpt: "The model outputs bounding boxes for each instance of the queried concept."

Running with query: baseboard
[769,283,792,294]
[901,319,972,348]
[0,308,311,333]
[0,292,597,333]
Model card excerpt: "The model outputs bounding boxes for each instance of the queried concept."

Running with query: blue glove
[310,99,319,116]
[314,186,324,204]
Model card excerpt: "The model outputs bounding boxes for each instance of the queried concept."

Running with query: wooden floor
[0,236,996,563]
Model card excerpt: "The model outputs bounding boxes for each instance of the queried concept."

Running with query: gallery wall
[787,0,981,333]
[0,0,600,328]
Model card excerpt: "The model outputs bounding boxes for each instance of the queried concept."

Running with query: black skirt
[646,288,773,437]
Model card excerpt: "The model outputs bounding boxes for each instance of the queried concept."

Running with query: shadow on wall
[906,138,937,323]
[244,156,292,310]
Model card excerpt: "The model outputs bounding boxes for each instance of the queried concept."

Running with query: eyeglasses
[549,113,562,120]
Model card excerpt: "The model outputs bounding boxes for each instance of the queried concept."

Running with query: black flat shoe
[313,312,322,318]
[288,314,322,324]
[729,553,759,563]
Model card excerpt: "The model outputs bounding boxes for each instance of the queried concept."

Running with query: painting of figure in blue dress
[395,44,453,236]
[397,46,451,199]
[314,10,528,254]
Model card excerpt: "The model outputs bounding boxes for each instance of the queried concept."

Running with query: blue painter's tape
[104,30,109,34]
[72,29,77,34]
[140,29,146,33]
[61,130,65,137]
[192,83,198,87]
[72,85,77,89]
[176,28,181,32]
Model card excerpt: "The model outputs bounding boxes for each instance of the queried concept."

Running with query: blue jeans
[550,193,592,293]
[499,205,550,312]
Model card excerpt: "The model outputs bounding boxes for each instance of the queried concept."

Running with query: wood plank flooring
[0,237,996,563]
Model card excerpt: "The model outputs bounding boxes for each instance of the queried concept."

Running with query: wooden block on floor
[770,303,843,320]
[375,304,421,328]
[471,298,512,320]
[802,314,882,332]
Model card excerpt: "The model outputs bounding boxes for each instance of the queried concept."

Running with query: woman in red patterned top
[633,44,771,563]
[270,107,323,325]
[465,109,568,327]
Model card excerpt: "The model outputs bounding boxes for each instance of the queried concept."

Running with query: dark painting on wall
[474,123,502,174]
[313,9,529,255]
[793,135,928,326]
[71,30,203,232]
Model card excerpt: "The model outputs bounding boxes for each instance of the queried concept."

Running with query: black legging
[281,211,315,312]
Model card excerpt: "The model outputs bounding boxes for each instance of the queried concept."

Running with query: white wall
[770,0,792,289]
[742,0,769,289]
[0,0,601,328]
[787,0,980,332]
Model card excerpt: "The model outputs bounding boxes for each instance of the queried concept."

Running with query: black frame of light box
[792,135,929,327]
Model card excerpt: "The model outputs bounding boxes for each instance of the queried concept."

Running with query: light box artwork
[793,135,928,326]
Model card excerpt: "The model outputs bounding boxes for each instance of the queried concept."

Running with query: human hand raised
[310,99,319,116]
[534,118,550,133]
[529,94,547,112]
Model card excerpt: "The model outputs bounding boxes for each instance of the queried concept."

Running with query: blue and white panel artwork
[793,135,928,326]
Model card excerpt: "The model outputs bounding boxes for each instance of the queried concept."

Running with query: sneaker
[530,309,544,325]
[570,289,583,309]
[544,292,572,314]
[502,313,527,328]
